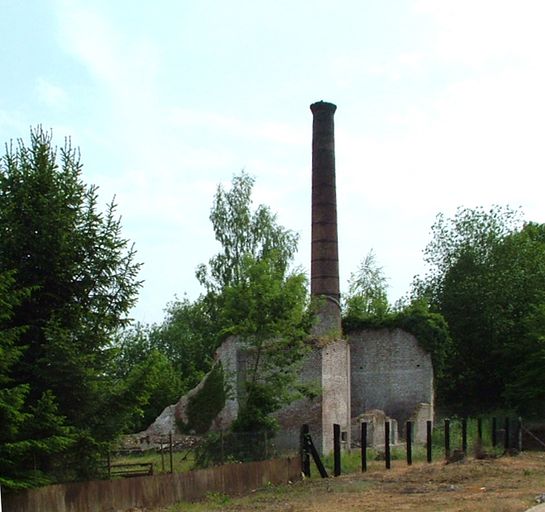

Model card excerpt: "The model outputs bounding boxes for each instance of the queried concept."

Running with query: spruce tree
[0,128,142,485]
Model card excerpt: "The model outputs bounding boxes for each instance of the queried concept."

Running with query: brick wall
[349,328,434,425]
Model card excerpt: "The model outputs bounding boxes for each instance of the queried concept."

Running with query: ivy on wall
[177,363,226,434]
[343,302,452,380]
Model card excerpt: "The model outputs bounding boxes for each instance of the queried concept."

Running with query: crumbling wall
[142,336,239,437]
[349,328,434,425]
[272,339,351,454]
[351,409,399,447]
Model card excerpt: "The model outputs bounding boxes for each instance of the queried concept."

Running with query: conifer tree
[0,128,142,485]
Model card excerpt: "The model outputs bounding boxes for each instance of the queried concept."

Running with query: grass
[156,451,545,511]
[111,448,195,474]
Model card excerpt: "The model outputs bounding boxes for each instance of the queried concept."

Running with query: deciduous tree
[198,172,311,433]
[414,206,545,413]
[344,249,389,320]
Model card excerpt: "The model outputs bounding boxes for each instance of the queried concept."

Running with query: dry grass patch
[158,452,545,512]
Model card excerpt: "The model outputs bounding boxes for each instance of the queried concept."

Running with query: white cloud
[415,0,545,67]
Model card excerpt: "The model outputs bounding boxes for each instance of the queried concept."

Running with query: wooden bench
[108,462,154,478]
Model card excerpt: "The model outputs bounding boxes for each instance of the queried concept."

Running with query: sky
[2,0,545,325]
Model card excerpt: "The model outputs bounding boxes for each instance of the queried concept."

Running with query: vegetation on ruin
[343,248,452,381]
[177,362,227,435]
[343,300,451,383]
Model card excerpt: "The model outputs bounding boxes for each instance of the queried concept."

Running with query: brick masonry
[348,327,434,425]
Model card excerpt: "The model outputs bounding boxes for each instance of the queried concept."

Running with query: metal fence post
[406,421,413,466]
[333,423,341,477]
[426,420,432,463]
[517,417,523,452]
[385,421,391,469]
[462,418,468,454]
[504,417,510,451]
[361,422,367,473]
[444,419,451,459]
[492,417,497,447]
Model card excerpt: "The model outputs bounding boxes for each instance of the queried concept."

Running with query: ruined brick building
[145,102,434,452]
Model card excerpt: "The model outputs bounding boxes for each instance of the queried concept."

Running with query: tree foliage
[414,205,522,303]
[112,325,185,433]
[413,205,545,414]
[197,172,311,433]
[344,249,390,320]
[0,128,143,487]
[148,297,219,390]
[196,171,298,295]
[225,255,311,434]
[121,172,311,437]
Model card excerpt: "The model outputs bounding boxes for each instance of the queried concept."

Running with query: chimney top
[310,101,337,114]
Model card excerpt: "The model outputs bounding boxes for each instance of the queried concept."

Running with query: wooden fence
[3,457,301,512]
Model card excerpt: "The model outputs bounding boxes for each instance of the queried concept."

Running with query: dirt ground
[161,452,545,512]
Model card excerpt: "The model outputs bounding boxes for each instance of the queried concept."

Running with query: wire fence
[57,416,545,482]
[108,429,300,477]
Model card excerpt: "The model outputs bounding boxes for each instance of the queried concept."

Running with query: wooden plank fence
[3,457,301,512]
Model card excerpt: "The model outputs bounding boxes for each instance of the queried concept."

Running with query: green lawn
[111,448,196,475]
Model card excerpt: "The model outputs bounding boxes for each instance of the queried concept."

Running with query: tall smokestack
[310,101,341,335]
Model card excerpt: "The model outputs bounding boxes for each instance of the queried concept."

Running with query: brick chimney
[310,101,341,336]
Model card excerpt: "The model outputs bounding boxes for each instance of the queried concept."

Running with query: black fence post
[426,420,432,463]
[444,419,451,459]
[169,432,173,473]
[385,421,391,469]
[220,431,225,465]
[333,423,341,477]
[477,417,483,443]
[107,449,111,479]
[492,417,497,447]
[462,418,468,455]
[517,417,523,452]
[305,429,329,478]
[361,422,368,473]
[300,424,311,477]
[504,417,510,451]
[406,421,413,466]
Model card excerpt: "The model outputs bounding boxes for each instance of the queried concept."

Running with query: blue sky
[2,0,545,324]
